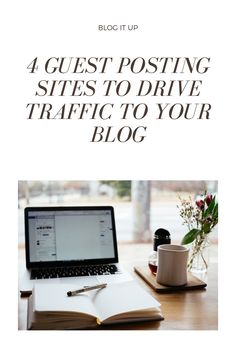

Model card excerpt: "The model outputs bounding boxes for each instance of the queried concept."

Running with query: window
[18,180,218,245]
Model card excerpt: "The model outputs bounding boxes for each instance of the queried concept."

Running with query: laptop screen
[24,206,119,268]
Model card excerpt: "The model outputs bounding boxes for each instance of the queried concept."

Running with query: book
[27,280,163,330]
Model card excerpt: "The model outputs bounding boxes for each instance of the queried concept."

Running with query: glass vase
[188,235,210,273]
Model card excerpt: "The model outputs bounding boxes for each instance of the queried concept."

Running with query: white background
[1,0,235,353]
[55,215,114,260]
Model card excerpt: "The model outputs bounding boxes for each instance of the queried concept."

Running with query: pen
[67,283,107,296]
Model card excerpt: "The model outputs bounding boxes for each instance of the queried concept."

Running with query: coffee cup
[156,244,189,286]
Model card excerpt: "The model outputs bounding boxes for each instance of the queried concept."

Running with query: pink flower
[196,199,204,210]
[205,194,213,206]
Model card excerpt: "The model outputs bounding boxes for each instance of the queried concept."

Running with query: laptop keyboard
[31,264,120,279]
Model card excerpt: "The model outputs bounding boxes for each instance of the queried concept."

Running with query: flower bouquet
[178,193,218,273]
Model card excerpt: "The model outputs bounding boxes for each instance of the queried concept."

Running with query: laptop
[19,206,132,295]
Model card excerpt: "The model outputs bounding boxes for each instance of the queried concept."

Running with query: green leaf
[202,223,211,234]
[212,203,218,220]
[181,229,201,245]
[203,196,216,217]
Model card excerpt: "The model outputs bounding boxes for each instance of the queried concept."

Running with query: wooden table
[18,243,218,330]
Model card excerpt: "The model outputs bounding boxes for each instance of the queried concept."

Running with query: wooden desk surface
[18,243,218,330]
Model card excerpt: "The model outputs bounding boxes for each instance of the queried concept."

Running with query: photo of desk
[18,243,218,330]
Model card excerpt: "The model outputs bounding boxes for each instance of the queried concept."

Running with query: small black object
[67,291,72,297]
[154,228,170,237]
[153,228,171,251]
[148,228,171,274]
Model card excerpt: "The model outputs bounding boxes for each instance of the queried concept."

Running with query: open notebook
[27,280,163,329]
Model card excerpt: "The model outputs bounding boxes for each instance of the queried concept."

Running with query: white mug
[156,244,189,286]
